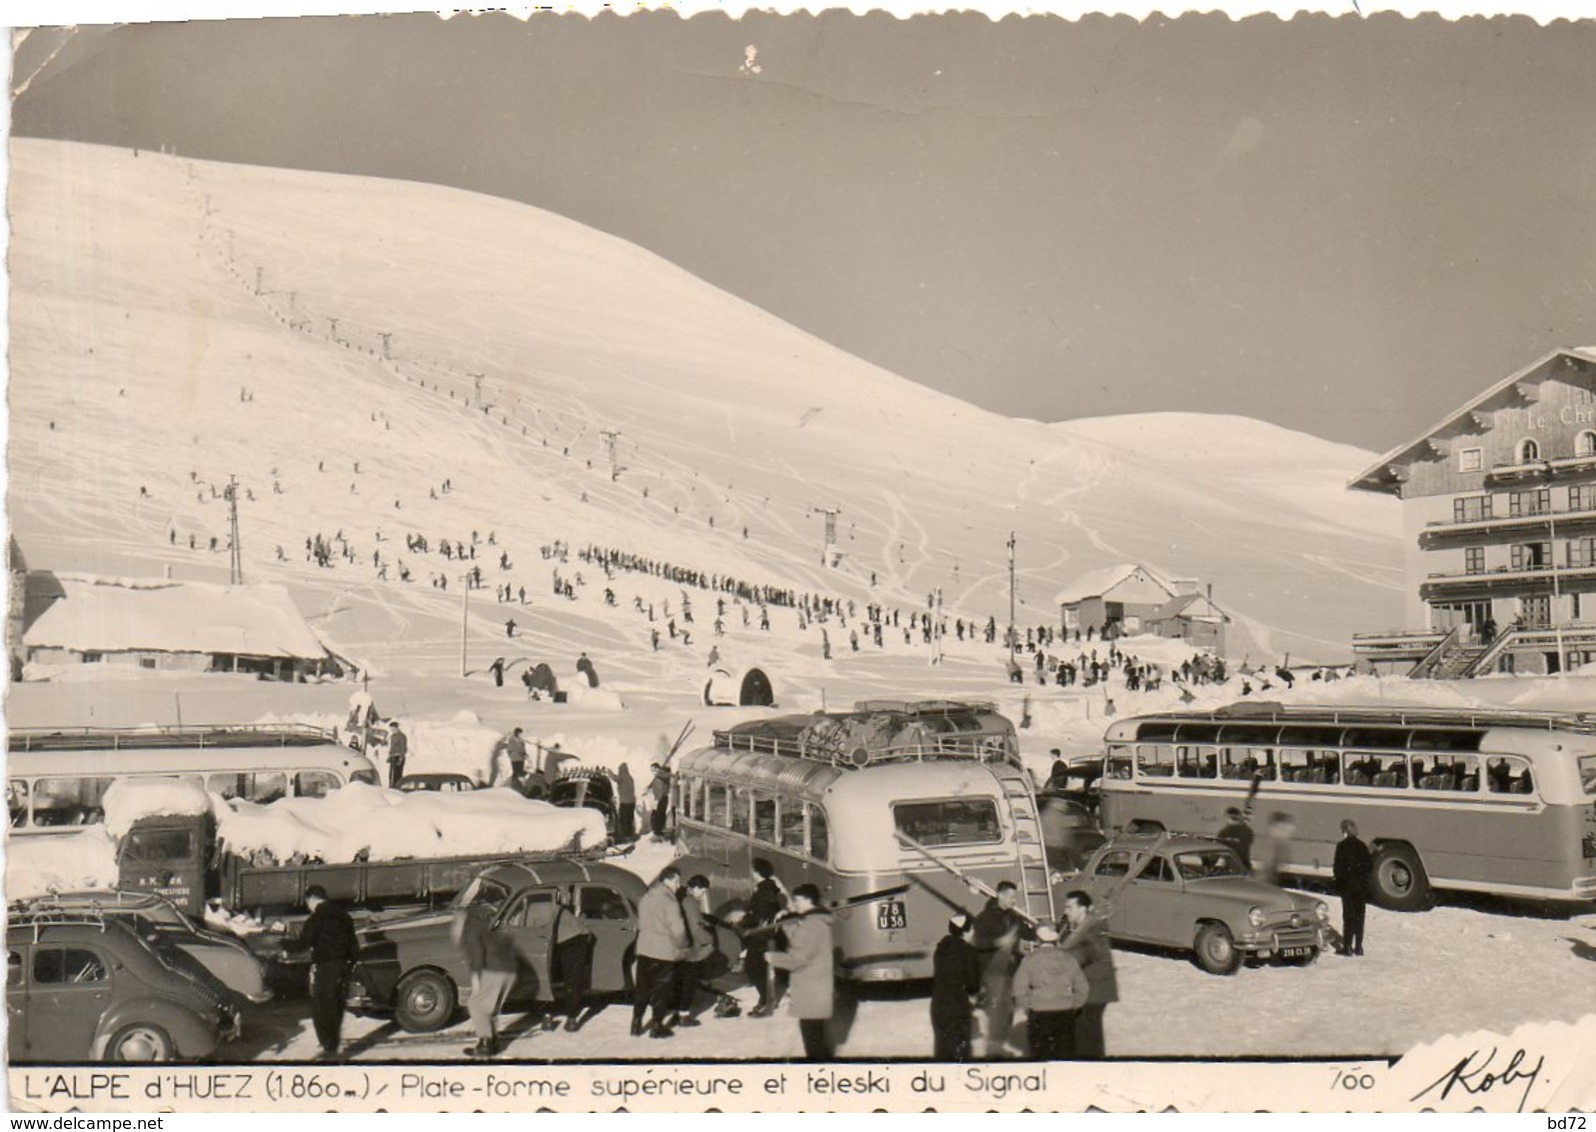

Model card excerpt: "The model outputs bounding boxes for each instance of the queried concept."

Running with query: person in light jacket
[632,868,689,1039]
[452,900,519,1058]
[671,874,717,1026]
[1059,892,1117,1059]
[765,883,835,1061]
[1012,924,1090,1061]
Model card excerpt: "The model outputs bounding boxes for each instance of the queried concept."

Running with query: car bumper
[1237,926,1324,956]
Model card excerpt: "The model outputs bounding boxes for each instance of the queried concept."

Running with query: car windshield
[1174,849,1247,880]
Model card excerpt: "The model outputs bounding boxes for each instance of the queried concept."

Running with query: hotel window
[1574,485,1591,512]
[1458,447,1484,473]
[1578,431,1596,458]
[1518,438,1541,463]
[1453,496,1492,523]
[1464,547,1485,574]
[1572,538,1596,570]
[1509,489,1551,517]
[1510,543,1552,570]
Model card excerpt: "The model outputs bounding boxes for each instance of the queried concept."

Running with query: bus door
[117,816,213,917]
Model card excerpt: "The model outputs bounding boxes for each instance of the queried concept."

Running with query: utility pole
[224,476,243,585]
[811,506,841,567]
[1007,531,1017,662]
[930,587,945,666]
[1544,461,1566,677]
[600,429,622,481]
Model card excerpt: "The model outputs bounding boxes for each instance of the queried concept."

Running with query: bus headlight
[1247,906,1265,928]
[1314,901,1330,923]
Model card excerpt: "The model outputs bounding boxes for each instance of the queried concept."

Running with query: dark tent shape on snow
[703,666,775,708]
[522,662,560,695]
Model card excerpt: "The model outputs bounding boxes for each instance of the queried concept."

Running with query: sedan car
[13,892,272,1005]
[1060,834,1330,974]
[346,859,648,1032]
[7,914,240,1063]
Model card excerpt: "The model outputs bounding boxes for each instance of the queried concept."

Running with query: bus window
[1136,744,1174,778]
[684,778,702,821]
[208,771,289,803]
[31,777,114,826]
[706,784,730,827]
[778,803,806,852]
[1485,756,1536,795]
[1343,751,1408,789]
[1220,747,1274,781]
[1417,755,1479,791]
[729,788,751,836]
[8,780,29,828]
[1106,745,1134,780]
[1305,750,1340,784]
[294,770,340,798]
[753,796,777,843]
[808,806,830,861]
[892,799,1002,848]
[1278,750,1312,784]
[1176,746,1218,779]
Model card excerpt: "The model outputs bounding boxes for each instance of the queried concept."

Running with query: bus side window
[8,779,29,828]
[807,806,830,862]
[1106,746,1134,780]
[1486,756,1535,795]
[294,770,340,798]
[1278,751,1310,783]
[778,802,806,853]
[1177,746,1215,778]
[1136,744,1174,778]
[32,776,114,826]
[706,784,729,827]
[753,796,777,843]
[729,788,751,836]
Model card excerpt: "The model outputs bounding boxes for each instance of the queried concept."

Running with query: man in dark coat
[282,886,361,1060]
[1060,892,1118,1059]
[385,721,408,788]
[1332,819,1373,956]
[1217,805,1254,872]
[972,881,1029,1057]
[615,763,637,840]
[930,912,981,1061]
[744,857,789,1017]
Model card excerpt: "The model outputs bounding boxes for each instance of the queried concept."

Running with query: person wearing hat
[930,912,981,1061]
[765,883,835,1060]
[1012,923,1089,1061]
[1217,804,1254,871]
[386,721,408,788]
[281,885,361,1060]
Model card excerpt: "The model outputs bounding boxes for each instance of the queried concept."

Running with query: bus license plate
[876,900,907,930]
[1279,946,1312,959]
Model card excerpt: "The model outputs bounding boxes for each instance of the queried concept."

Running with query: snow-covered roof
[1349,347,1596,496]
[1053,563,1178,606]
[1147,593,1231,624]
[23,575,333,660]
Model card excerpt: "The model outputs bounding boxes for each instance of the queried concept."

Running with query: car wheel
[1193,922,1242,976]
[106,1023,173,1063]
[394,969,458,1033]
[1370,843,1430,912]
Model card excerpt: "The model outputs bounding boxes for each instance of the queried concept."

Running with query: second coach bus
[1097,703,1596,909]
[671,700,1054,982]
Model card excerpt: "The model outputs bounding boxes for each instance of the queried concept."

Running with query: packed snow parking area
[5,136,1595,1072]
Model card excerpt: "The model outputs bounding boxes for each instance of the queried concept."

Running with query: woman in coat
[765,884,834,1061]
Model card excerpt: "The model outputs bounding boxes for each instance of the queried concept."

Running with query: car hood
[1185,876,1307,908]
[359,907,458,941]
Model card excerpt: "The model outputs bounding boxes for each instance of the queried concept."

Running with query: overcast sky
[11,13,1595,451]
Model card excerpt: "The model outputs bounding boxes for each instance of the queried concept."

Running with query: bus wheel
[395,969,457,1033]
[1370,843,1430,912]
[1193,922,1241,976]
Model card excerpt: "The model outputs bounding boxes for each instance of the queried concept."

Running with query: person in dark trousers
[672,874,716,1027]
[1012,924,1089,1061]
[615,763,637,841]
[1059,891,1117,1059]
[453,893,518,1057]
[744,858,789,1017]
[282,886,360,1060]
[972,880,1028,1057]
[385,721,408,789]
[551,891,595,1031]
[632,868,688,1039]
[505,727,528,780]
[930,912,981,1061]
[1217,805,1254,872]
[765,884,834,1061]
[1332,819,1373,956]
[646,763,672,839]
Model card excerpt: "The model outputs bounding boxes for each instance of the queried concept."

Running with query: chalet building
[1349,347,1596,677]
[1054,563,1229,653]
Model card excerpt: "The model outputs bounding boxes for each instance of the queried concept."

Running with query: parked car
[13,891,271,1005]
[1059,834,1330,975]
[346,859,648,1032]
[397,773,479,794]
[7,911,242,1062]
[548,767,619,832]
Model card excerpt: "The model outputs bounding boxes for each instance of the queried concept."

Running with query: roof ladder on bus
[991,760,1057,926]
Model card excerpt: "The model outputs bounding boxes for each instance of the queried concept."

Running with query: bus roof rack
[1161,703,1596,735]
[713,702,1017,769]
[7,723,342,753]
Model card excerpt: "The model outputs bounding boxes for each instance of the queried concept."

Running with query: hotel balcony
[1419,558,1596,601]
[1420,503,1596,547]
[1484,453,1596,488]
[1349,629,1446,661]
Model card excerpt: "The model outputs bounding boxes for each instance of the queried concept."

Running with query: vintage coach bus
[1097,703,1596,909]
[671,700,1055,983]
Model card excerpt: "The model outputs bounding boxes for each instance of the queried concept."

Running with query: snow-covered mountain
[6,138,1402,700]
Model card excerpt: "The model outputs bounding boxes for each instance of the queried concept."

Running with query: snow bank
[5,828,121,897]
[402,711,501,781]
[563,684,627,712]
[101,777,213,838]
[215,782,607,863]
